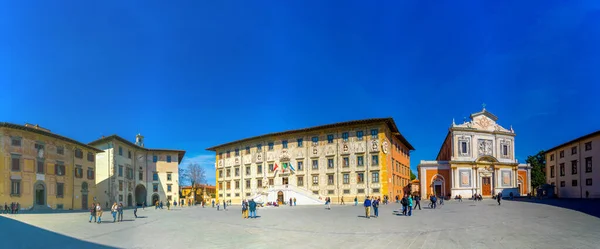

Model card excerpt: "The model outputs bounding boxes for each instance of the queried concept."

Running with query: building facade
[0,123,102,211]
[207,118,414,205]
[88,134,185,207]
[181,184,216,204]
[418,108,531,199]
[545,130,600,198]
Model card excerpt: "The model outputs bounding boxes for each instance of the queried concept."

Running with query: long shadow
[511,198,600,218]
[0,216,117,248]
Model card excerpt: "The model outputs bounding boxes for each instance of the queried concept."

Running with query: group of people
[2,202,20,214]
[362,196,382,218]
[240,199,258,218]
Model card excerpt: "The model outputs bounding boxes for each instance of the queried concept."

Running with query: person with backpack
[401,195,408,215]
[89,202,97,223]
[430,195,437,209]
[372,197,379,218]
[363,196,372,219]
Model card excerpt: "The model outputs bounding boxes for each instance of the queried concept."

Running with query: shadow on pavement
[511,198,600,218]
[0,215,117,248]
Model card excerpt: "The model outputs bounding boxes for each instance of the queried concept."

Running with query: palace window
[312,160,318,170]
[11,180,21,196]
[312,175,319,185]
[226,182,231,189]
[75,165,83,178]
[372,155,379,166]
[342,132,349,142]
[572,146,577,155]
[297,138,303,147]
[297,161,303,171]
[460,141,468,155]
[502,145,509,156]
[153,155,158,162]
[269,164,274,172]
[560,181,565,187]
[357,131,364,140]
[268,179,274,186]
[560,163,565,176]
[343,189,350,194]
[56,183,64,198]
[167,155,172,163]
[119,181,123,191]
[357,156,364,167]
[328,190,334,195]
[37,160,45,174]
[57,146,64,155]
[246,180,250,188]
[585,142,592,151]
[127,168,134,180]
[282,140,288,149]
[245,147,250,154]
[268,142,274,151]
[88,168,95,180]
[257,179,263,188]
[128,150,131,159]
[118,165,123,177]
[343,174,349,184]
[55,163,65,176]
[11,155,20,171]
[327,134,334,144]
[357,189,364,194]
[312,136,319,145]
[297,176,303,186]
[235,168,240,176]
[119,146,123,156]
[328,175,334,185]
[139,171,143,180]
[153,172,159,181]
[87,152,95,162]
[371,129,378,138]
[257,164,263,174]
[167,184,172,192]
[167,172,172,181]
[550,166,555,178]
[218,170,223,178]
[372,171,379,183]
[75,148,83,159]
[226,169,231,177]
[550,154,554,161]
[357,172,364,183]
[235,149,239,156]
[586,178,593,186]
[572,180,578,187]
[328,159,334,168]
[560,150,564,158]
[572,160,577,175]
[257,144,262,152]
[586,157,592,173]
[11,137,21,147]
[153,184,159,192]
[246,166,251,176]
[343,157,349,167]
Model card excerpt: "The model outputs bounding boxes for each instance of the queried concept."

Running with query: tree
[526,150,546,190]
[183,163,207,203]
[410,170,417,181]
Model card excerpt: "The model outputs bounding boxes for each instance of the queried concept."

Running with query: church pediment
[453,107,512,133]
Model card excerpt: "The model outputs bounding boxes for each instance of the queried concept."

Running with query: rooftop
[205,117,415,151]
[0,122,103,152]
[88,134,186,163]
[545,130,600,153]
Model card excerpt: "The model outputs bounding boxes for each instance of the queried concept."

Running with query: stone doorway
[277,191,284,205]
[135,184,147,206]
[34,182,46,206]
[152,194,160,206]
[127,194,133,207]
[482,177,492,196]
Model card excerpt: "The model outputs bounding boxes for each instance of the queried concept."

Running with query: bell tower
[135,133,144,147]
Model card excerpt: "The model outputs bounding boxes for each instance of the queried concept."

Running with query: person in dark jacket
[497,192,502,205]
[249,199,257,218]
[401,195,408,215]
[414,195,421,210]
[364,196,372,219]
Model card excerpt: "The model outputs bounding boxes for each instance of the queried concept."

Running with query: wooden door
[482,177,491,196]
[82,194,88,210]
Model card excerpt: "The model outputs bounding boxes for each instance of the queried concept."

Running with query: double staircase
[266,184,325,205]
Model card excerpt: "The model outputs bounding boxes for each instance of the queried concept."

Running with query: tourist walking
[134,205,138,218]
[3,202,8,214]
[242,200,248,219]
[117,203,124,222]
[216,201,220,211]
[223,200,227,210]
[407,195,413,216]
[354,196,358,206]
[212,199,215,208]
[340,197,345,205]
[289,198,293,207]
[249,199,257,218]
[372,197,379,217]
[363,196,372,219]
[293,197,296,206]
[111,202,118,222]
[325,197,331,210]
[414,195,421,210]
[167,200,171,210]
[89,202,97,223]
[429,195,437,209]
[497,192,503,205]
[96,203,103,224]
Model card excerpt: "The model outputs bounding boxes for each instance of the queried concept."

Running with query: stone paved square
[1,199,600,249]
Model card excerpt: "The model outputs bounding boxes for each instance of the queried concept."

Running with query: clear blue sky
[1,1,599,184]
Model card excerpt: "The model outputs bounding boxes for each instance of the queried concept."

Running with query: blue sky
[1,1,599,185]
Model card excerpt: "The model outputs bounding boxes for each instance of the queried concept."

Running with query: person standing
[293,197,296,206]
[117,203,124,222]
[96,203,103,224]
[497,192,503,205]
[326,197,331,210]
[401,195,408,215]
[89,202,97,223]
[134,205,138,218]
[212,199,215,208]
[242,199,248,219]
[216,201,220,211]
[407,195,413,216]
[354,196,358,206]
[3,202,8,214]
[372,197,379,218]
[167,200,171,210]
[340,197,345,205]
[289,198,293,207]
[363,196,372,219]
[249,199,257,218]
[223,200,227,211]
[111,202,118,222]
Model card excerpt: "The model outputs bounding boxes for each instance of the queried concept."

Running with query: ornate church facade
[418,107,531,199]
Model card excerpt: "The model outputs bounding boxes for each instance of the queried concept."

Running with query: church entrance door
[482,177,491,196]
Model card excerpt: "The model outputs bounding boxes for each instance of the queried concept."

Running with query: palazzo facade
[418,108,531,198]
[207,118,414,205]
